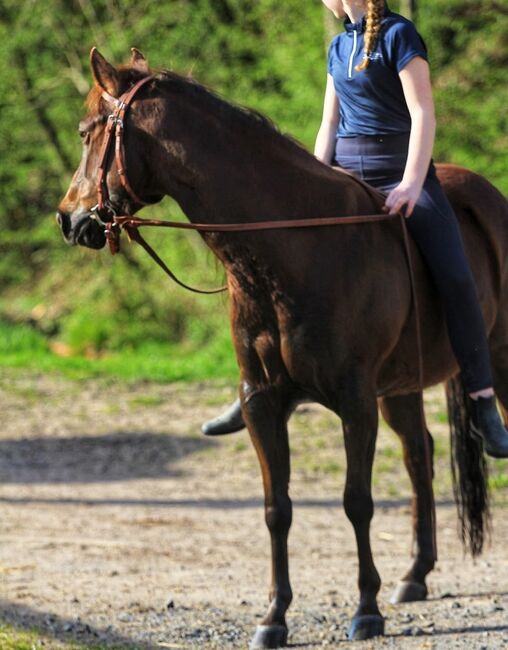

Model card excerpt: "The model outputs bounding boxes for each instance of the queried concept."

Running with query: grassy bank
[0,318,238,383]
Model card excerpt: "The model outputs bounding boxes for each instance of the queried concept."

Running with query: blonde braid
[355,0,385,72]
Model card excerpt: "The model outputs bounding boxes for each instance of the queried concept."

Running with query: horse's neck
[154,90,379,224]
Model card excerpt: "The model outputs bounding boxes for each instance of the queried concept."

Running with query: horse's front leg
[242,385,293,650]
[339,381,385,641]
[380,392,436,604]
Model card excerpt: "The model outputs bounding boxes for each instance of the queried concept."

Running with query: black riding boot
[469,395,508,458]
[201,398,245,436]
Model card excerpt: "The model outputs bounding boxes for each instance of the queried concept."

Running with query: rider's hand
[384,181,422,218]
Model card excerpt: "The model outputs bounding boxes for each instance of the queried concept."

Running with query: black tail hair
[446,375,491,556]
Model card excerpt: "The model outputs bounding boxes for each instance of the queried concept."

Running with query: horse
[56,48,508,648]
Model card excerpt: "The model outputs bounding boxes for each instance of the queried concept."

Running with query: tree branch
[13,47,73,171]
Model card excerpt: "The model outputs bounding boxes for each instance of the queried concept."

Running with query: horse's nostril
[56,210,71,238]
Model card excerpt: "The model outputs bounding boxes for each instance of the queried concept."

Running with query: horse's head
[57,48,163,249]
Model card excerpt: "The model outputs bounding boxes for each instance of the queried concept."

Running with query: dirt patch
[0,371,507,649]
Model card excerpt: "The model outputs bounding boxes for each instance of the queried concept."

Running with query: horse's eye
[79,129,87,139]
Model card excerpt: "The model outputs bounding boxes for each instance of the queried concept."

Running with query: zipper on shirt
[347,29,358,79]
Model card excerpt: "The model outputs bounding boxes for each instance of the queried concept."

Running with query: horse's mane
[86,64,326,169]
[156,69,324,165]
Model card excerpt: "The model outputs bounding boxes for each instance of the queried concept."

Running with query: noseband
[91,75,155,254]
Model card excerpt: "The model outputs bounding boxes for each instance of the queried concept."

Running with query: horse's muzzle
[56,210,106,250]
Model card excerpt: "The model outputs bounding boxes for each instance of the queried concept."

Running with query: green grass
[0,625,39,650]
[127,395,166,408]
[0,624,133,650]
[489,470,508,491]
[0,318,238,383]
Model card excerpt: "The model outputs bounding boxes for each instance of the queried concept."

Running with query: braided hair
[355,0,385,71]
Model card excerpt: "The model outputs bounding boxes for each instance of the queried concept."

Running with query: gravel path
[0,371,507,649]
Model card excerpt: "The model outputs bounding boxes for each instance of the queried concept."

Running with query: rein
[114,212,401,294]
[91,75,436,557]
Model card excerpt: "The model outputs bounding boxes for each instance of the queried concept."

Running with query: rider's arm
[314,74,340,165]
[384,56,436,216]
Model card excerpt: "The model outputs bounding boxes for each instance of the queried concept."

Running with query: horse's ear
[90,47,119,97]
[130,48,149,73]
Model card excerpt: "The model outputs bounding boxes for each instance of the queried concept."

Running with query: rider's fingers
[404,199,416,218]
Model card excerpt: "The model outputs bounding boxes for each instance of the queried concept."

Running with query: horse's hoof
[348,614,385,641]
[390,580,428,604]
[249,624,288,649]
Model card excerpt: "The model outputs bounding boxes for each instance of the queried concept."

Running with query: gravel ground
[0,371,507,649]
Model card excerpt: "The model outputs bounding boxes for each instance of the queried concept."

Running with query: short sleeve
[385,20,428,73]
[327,35,339,75]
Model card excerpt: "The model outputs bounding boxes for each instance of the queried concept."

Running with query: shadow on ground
[0,494,456,509]
[0,431,213,484]
[0,600,158,649]
[1,596,508,649]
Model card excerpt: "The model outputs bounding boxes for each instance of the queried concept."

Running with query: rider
[202,0,508,458]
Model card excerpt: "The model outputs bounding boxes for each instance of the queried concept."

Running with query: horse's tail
[446,375,491,556]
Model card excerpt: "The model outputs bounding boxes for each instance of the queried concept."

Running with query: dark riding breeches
[335,133,492,393]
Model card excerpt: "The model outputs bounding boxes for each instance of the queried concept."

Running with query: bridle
[90,74,155,255]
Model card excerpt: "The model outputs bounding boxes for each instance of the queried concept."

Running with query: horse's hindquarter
[437,164,508,316]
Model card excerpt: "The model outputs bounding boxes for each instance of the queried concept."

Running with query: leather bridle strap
[114,211,399,233]
[124,224,228,295]
[399,213,437,561]
[94,75,154,253]
[117,212,400,296]
[116,212,400,295]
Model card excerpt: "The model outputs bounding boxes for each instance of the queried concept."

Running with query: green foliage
[418,0,508,185]
[1,0,507,376]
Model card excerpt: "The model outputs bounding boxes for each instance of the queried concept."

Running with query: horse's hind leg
[339,379,385,640]
[379,392,436,604]
[243,386,293,650]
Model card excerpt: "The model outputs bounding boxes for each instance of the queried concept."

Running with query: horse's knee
[344,487,374,525]
[265,498,292,533]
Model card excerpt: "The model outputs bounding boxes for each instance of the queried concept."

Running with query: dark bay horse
[57,49,508,647]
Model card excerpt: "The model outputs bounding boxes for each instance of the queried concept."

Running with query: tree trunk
[399,0,416,22]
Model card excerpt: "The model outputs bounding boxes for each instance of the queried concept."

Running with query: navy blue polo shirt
[327,8,428,137]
